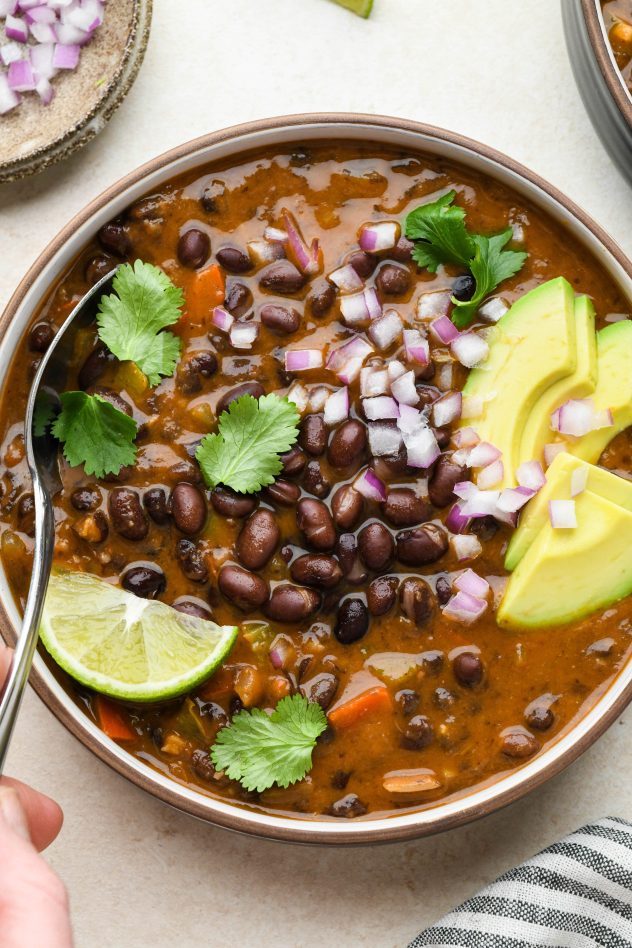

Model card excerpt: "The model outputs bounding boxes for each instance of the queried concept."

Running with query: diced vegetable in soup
[1,141,631,820]
[603,0,632,91]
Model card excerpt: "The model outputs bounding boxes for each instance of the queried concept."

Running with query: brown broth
[603,0,632,90]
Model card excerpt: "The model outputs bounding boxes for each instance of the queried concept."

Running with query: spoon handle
[0,479,55,773]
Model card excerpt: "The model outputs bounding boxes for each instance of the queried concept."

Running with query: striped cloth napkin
[409,817,632,947]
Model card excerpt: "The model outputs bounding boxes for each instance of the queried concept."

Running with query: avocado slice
[504,452,632,571]
[518,295,597,469]
[461,278,577,488]
[498,490,632,629]
[564,319,632,464]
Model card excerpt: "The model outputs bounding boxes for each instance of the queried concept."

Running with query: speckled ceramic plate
[563,0,632,185]
[0,0,152,183]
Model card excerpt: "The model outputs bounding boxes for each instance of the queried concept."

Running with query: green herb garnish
[196,394,300,494]
[51,392,138,478]
[405,190,527,328]
[211,694,327,792]
[96,260,184,386]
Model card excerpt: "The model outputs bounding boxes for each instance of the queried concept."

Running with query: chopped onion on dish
[329,264,363,293]
[229,321,259,350]
[368,421,403,457]
[403,328,430,365]
[354,467,387,502]
[549,499,577,529]
[360,366,389,398]
[478,297,508,322]
[416,291,452,321]
[368,310,403,350]
[285,348,324,372]
[390,370,418,406]
[323,386,349,426]
[516,459,546,491]
[451,332,489,368]
[211,306,234,333]
[469,441,501,468]
[358,221,400,253]
[432,391,462,428]
[286,381,309,414]
[430,315,460,344]
[570,466,588,497]
[544,442,566,466]
[476,458,504,489]
[363,395,400,420]
[443,591,488,623]
[550,397,613,437]
[451,534,482,561]
[453,568,490,599]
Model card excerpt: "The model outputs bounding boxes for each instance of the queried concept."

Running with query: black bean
[172,598,212,620]
[170,482,207,535]
[452,274,476,302]
[297,499,336,551]
[402,715,434,750]
[429,458,468,508]
[176,352,218,393]
[177,228,210,269]
[122,564,166,599]
[210,486,258,518]
[108,488,148,541]
[280,446,307,476]
[218,564,269,610]
[329,794,367,818]
[358,522,394,571]
[224,281,253,317]
[383,488,431,527]
[500,728,539,759]
[302,673,339,710]
[307,279,336,316]
[469,516,499,541]
[88,385,132,417]
[259,261,306,294]
[328,419,367,469]
[433,687,457,709]
[453,651,483,686]
[346,250,377,279]
[200,180,226,213]
[291,554,342,589]
[262,479,300,507]
[191,749,223,784]
[335,598,369,645]
[140,487,168,526]
[264,584,320,622]
[390,236,414,263]
[236,509,280,570]
[396,524,448,566]
[216,381,264,415]
[302,460,331,498]
[17,493,35,536]
[435,575,452,606]
[376,263,411,296]
[367,576,399,616]
[176,538,209,583]
[78,342,116,390]
[128,195,163,222]
[373,448,409,481]
[335,533,368,584]
[71,486,101,512]
[216,245,252,273]
[399,577,434,626]
[84,254,114,286]
[433,427,451,450]
[298,414,327,457]
[331,484,364,530]
[396,689,420,715]
[29,322,55,353]
[98,220,131,258]
[524,699,555,731]
[260,303,301,335]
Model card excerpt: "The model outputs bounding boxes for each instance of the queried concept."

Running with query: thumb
[0,788,73,948]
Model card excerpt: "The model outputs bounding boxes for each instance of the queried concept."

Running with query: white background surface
[2,1,632,946]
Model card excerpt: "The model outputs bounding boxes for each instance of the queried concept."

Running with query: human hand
[0,642,73,948]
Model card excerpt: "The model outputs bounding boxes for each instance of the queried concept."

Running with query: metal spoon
[0,268,117,772]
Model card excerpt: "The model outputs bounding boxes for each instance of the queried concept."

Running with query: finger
[0,788,73,948]
[0,777,64,852]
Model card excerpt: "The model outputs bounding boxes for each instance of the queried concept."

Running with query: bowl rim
[581,0,632,127]
[2,111,632,845]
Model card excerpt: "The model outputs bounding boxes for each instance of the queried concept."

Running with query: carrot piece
[328,685,392,730]
[186,264,225,322]
[95,696,136,742]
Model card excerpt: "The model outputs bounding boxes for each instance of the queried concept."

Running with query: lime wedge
[40,570,238,702]
[330,0,373,17]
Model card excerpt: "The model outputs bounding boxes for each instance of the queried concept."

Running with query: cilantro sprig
[405,190,527,328]
[211,694,327,792]
[196,393,300,494]
[51,392,138,478]
[96,261,184,386]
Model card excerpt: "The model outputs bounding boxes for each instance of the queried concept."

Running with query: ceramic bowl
[2,114,632,844]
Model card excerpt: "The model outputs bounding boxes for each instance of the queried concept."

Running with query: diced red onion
[363,395,400,420]
[285,348,323,372]
[269,635,294,671]
[263,226,287,243]
[286,381,309,413]
[18,0,44,9]
[30,19,56,41]
[326,336,374,382]
[308,385,330,412]
[387,359,406,383]
[211,306,233,333]
[229,321,259,350]
[354,468,387,502]
[570,466,588,497]
[35,73,53,102]
[340,291,370,326]
[416,290,452,321]
[330,264,363,293]
[0,71,19,112]
[396,403,422,433]
[66,0,102,32]
[323,386,349,426]
[452,426,480,449]
[8,56,34,89]
[5,13,27,40]
[358,221,400,253]
[368,310,403,350]
[30,40,55,78]
[550,397,613,437]
[247,239,285,265]
[454,568,489,599]
[54,21,87,45]
[543,443,565,466]
[451,448,473,468]
[52,41,79,69]
[451,333,489,368]
[453,480,478,501]
[493,506,518,529]
[496,486,535,513]
[368,422,403,457]
[390,370,418,406]
[443,591,488,623]
[364,286,382,320]
[403,426,440,468]
[446,501,471,534]
[1,41,22,64]
[478,297,508,322]
[0,0,18,16]
[476,459,504,489]
[469,441,501,468]
[26,5,57,24]
[430,315,460,344]
[516,459,546,491]
[281,209,321,275]
[432,391,462,428]
[461,489,501,518]
[360,366,388,397]
[549,499,577,529]
[451,534,482,561]
[403,328,429,365]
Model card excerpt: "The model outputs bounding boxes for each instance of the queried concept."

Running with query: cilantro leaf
[51,392,138,478]
[196,394,300,494]
[451,230,528,329]
[210,694,327,792]
[406,190,474,273]
[96,260,184,386]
